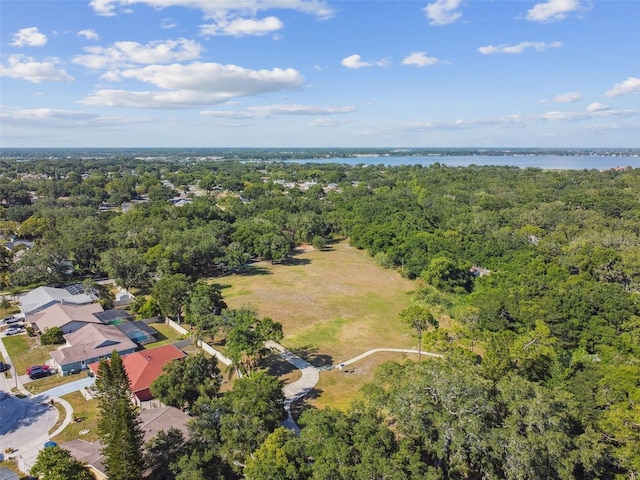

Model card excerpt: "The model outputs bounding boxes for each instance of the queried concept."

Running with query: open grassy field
[220,240,422,409]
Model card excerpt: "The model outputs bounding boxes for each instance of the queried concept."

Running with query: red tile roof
[89,344,185,401]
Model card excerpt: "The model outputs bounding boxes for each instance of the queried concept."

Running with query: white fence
[164,318,232,366]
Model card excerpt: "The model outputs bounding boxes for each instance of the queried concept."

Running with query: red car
[26,365,50,375]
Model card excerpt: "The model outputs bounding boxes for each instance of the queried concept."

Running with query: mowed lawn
[220,240,422,409]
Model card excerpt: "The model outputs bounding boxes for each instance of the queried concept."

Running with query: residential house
[50,323,137,375]
[19,285,97,316]
[61,406,191,479]
[28,302,104,335]
[89,344,185,408]
[3,238,34,252]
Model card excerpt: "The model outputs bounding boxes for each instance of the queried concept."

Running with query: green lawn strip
[24,373,84,395]
[48,401,67,436]
[2,335,53,375]
[55,391,100,443]
[147,322,185,347]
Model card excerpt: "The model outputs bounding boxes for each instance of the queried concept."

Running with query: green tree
[144,427,186,479]
[96,351,144,480]
[312,235,327,251]
[30,445,94,480]
[17,215,51,239]
[421,255,472,293]
[185,280,227,341]
[244,427,307,480]
[100,247,148,290]
[152,273,192,322]
[217,371,286,467]
[40,326,64,345]
[150,352,222,409]
[399,303,438,360]
[226,313,283,375]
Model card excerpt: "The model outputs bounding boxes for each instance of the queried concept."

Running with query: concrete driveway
[0,391,57,471]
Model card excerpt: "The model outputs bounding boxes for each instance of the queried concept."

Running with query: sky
[1,0,639,148]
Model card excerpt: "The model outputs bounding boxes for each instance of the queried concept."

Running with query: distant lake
[287,155,640,170]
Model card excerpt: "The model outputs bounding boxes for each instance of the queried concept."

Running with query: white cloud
[423,0,463,26]
[161,18,177,29]
[79,62,305,108]
[605,77,640,97]
[478,41,562,55]
[308,118,349,127]
[402,51,440,67]
[401,105,637,131]
[89,0,335,21]
[72,38,203,69]
[201,16,283,37]
[201,104,356,119]
[544,91,582,103]
[341,54,388,69]
[526,0,587,22]
[1,108,97,124]
[10,27,47,47]
[587,102,609,112]
[0,54,74,83]
[77,29,100,40]
[0,107,149,128]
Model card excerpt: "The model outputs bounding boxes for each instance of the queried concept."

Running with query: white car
[5,326,23,335]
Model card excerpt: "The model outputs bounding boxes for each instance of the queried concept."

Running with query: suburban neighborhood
[0,281,200,477]
[0,278,320,479]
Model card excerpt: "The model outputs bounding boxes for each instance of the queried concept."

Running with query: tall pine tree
[96,350,144,480]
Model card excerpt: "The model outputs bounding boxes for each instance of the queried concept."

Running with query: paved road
[0,334,85,473]
[266,341,319,434]
[0,392,58,470]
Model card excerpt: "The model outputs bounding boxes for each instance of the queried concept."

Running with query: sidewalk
[0,334,29,396]
[266,341,320,435]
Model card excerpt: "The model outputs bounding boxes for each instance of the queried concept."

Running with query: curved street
[0,333,86,473]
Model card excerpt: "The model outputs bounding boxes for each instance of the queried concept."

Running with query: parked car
[28,366,51,380]
[4,316,21,324]
[27,365,50,375]
[0,361,10,372]
[5,326,22,335]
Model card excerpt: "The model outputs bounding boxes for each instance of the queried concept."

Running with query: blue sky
[1,0,639,148]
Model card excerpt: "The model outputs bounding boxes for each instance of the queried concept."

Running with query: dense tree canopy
[1,153,639,479]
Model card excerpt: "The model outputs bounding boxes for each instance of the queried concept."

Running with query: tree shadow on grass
[280,257,311,266]
[262,353,299,377]
[289,389,322,424]
[289,344,333,368]
[232,265,272,277]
